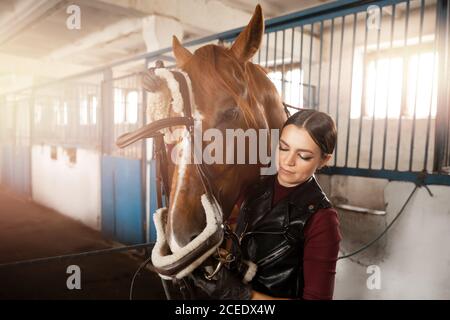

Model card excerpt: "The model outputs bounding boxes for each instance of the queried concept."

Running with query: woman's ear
[319,154,332,169]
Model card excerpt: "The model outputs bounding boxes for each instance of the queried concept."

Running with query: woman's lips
[279,167,294,175]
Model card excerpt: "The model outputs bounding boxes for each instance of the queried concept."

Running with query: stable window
[56,101,68,126]
[268,68,305,115]
[114,89,138,124]
[352,43,438,119]
[80,95,98,125]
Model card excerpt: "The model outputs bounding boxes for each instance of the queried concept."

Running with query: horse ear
[230,4,264,63]
[172,36,192,66]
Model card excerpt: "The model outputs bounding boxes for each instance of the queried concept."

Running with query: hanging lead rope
[338,174,434,260]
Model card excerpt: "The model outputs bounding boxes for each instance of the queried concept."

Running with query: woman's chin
[278,173,297,185]
[278,172,310,187]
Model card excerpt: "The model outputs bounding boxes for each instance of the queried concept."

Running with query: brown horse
[118,5,287,279]
[165,5,286,248]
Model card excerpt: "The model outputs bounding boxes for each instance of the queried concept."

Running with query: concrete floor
[0,187,168,300]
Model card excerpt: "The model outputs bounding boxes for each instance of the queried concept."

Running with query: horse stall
[0,0,449,302]
[0,93,32,198]
[28,79,102,231]
[101,72,146,244]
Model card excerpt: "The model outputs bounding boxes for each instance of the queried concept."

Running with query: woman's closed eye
[299,154,313,161]
[278,146,312,161]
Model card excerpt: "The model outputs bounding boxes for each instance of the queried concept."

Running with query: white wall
[31,144,101,230]
[318,174,450,299]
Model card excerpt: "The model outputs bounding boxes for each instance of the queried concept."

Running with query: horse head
[118,5,287,279]
[165,4,286,248]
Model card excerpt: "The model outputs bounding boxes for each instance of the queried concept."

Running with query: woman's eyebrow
[280,139,313,153]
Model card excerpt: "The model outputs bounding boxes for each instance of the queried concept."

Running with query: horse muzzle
[151,194,224,279]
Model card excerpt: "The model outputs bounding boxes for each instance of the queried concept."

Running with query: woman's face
[276,124,331,187]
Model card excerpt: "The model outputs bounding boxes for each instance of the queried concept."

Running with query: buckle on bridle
[203,248,235,280]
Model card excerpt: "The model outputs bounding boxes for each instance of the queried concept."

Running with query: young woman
[189,109,341,300]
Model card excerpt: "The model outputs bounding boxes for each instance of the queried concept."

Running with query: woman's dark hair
[281,109,337,158]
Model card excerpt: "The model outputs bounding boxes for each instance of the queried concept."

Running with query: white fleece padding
[154,68,184,115]
[146,68,184,144]
[146,68,203,145]
[242,260,257,284]
[151,194,224,279]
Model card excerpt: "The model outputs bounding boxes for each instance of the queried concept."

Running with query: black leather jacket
[233,174,332,299]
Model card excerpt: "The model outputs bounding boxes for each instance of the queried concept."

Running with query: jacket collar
[269,174,330,211]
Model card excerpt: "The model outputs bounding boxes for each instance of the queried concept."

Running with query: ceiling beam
[0,52,89,94]
[91,0,255,37]
[45,17,144,60]
[0,0,66,46]
[0,52,88,76]
[43,0,258,62]
[75,0,146,18]
[218,0,283,18]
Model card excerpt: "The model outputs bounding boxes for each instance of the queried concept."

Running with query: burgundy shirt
[232,176,341,300]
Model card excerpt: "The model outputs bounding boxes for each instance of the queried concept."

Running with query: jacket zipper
[238,222,249,245]
[256,245,291,267]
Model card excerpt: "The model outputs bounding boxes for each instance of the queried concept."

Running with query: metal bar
[382,4,397,170]
[356,10,370,168]
[368,7,383,170]
[317,21,324,108]
[111,72,142,82]
[2,0,411,99]
[299,25,304,107]
[336,203,386,216]
[307,23,314,109]
[395,0,410,171]
[274,31,278,73]
[101,69,113,155]
[408,0,426,172]
[289,27,295,105]
[326,19,335,114]
[29,90,35,197]
[433,0,450,172]
[281,29,286,102]
[321,166,450,186]
[141,59,149,243]
[0,243,155,269]
[446,0,450,168]
[254,0,408,35]
[334,15,346,167]
[345,13,358,167]
[265,32,270,68]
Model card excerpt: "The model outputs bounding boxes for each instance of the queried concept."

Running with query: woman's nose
[284,152,296,166]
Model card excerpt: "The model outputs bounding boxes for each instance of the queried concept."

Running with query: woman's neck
[276,174,306,188]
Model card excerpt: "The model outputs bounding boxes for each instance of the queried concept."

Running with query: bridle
[116,62,216,198]
[116,61,232,280]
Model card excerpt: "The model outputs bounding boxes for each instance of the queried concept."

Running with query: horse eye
[221,107,239,121]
